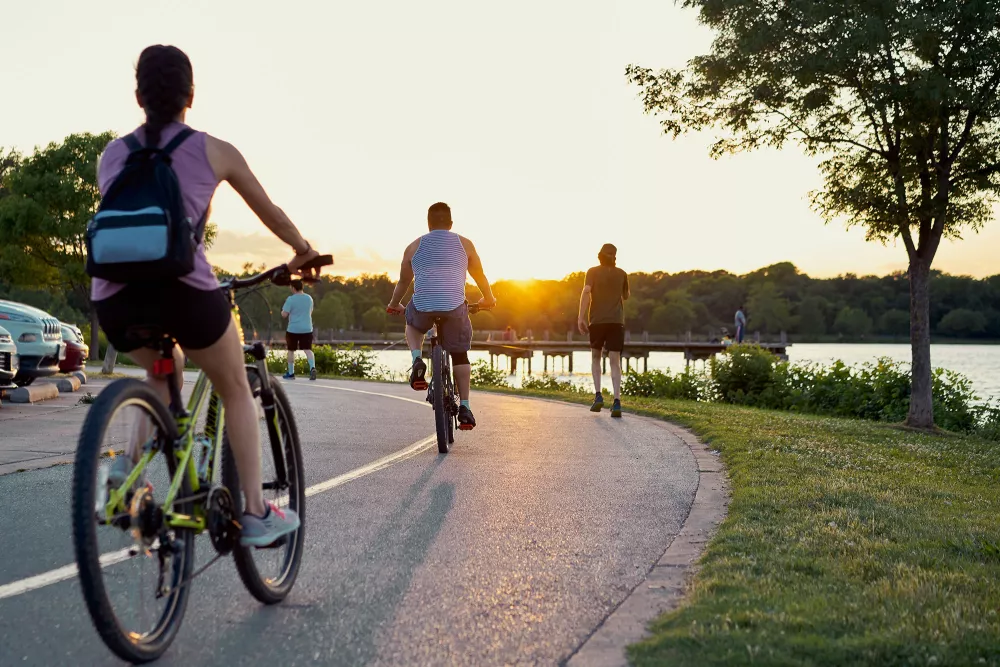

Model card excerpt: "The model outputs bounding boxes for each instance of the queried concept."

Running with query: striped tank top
[411,230,468,312]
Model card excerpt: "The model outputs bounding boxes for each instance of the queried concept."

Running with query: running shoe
[282,372,295,380]
[590,393,604,412]
[240,502,301,547]
[309,367,317,381]
[409,358,428,390]
[611,399,622,418]
[458,404,477,430]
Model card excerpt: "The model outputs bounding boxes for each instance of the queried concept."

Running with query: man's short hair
[428,202,453,230]
[290,279,304,292]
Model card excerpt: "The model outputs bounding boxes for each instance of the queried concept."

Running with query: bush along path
[488,387,1000,666]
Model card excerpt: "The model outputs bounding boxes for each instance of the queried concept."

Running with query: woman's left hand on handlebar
[478,296,497,309]
[386,302,405,315]
[287,244,321,280]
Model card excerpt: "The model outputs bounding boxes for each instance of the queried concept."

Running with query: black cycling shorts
[94,281,232,353]
[285,331,313,351]
[589,323,625,353]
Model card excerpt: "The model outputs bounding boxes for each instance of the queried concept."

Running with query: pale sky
[5,0,999,280]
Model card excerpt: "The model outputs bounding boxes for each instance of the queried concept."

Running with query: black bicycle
[389,302,490,453]
[71,255,331,663]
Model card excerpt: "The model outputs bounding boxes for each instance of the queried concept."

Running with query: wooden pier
[272,333,790,375]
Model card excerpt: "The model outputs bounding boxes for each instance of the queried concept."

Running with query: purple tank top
[91,122,220,301]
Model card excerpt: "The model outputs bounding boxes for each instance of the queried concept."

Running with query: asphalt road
[0,377,698,666]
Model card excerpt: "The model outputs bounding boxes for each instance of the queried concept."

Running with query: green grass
[483,387,1000,666]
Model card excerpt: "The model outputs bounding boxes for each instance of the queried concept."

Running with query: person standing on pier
[735,305,747,343]
[577,243,629,418]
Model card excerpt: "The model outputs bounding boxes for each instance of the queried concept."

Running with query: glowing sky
[5,0,999,280]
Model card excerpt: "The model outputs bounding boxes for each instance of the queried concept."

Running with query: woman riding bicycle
[93,44,320,546]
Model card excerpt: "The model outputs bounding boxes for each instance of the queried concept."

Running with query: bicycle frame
[102,299,285,534]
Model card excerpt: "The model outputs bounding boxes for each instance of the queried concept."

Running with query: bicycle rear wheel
[222,367,305,604]
[71,379,194,664]
[432,345,450,453]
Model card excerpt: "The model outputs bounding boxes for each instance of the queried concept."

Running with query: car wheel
[14,375,34,387]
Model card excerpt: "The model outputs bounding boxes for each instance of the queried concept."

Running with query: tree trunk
[88,308,101,361]
[102,344,118,375]
[906,258,934,429]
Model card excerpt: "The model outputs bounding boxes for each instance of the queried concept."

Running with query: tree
[314,292,354,332]
[797,296,829,336]
[627,1,1000,428]
[833,306,874,337]
[650,292,697,334]
[361,305,387,334]
[878,309,911,336]
[747,282,793,333]
[937,308,987,336]
[0,132,114,358]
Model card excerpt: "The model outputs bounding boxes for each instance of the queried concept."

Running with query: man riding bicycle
[387,202,496,429]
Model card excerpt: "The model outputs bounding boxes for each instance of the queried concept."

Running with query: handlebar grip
[298,254,333,272]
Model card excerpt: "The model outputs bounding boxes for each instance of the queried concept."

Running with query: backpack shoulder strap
[121,134,143,153]
[160,128,196,156]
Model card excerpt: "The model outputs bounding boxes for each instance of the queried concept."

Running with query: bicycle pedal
[412,380,428,391]
[458,424,475,431]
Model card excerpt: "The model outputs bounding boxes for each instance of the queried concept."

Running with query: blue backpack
[85,129,203,282]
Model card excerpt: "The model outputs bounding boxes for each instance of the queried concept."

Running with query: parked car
[59,323,89,373]
[0,325,19,389]
[0,300,64,386]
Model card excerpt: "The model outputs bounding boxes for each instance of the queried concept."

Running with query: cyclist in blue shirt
[281,279,316,380]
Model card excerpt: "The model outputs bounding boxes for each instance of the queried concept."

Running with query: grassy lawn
[485,387,1000,666]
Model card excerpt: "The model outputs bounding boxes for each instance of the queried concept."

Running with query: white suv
[0,300,64,386]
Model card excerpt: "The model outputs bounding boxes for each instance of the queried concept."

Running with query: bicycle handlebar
[220,254,334,291]
[386,301,495,315]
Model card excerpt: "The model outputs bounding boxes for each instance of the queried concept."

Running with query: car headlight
[19,333,38,343]
[0,312,36,323]
[0,334,10,343]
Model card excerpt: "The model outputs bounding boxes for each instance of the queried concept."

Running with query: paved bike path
[0,378,699,666]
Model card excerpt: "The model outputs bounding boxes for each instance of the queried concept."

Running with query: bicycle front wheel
[222,367,305,604]
[71,379,194,664]
[432,345,450,453]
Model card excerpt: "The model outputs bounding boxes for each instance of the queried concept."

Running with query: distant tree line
[4,259,998,342]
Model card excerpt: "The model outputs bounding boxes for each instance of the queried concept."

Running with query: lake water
[365,343,1000,401]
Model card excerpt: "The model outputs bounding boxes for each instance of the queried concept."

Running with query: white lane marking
[291,381,431,408]
[0,432,437,602]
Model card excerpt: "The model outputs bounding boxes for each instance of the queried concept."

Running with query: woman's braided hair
[135,45,193,148]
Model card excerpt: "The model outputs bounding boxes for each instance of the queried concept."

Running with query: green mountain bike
[71,256,330,663]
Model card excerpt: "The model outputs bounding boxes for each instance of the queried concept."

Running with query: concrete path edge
[565,417,730,667]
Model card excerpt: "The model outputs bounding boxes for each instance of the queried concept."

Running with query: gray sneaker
[240,502,301,547]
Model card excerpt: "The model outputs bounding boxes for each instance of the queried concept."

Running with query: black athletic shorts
[405,301,472,354]
[285,331,314,351]
[94,281,232,353]
[589,323,625,353]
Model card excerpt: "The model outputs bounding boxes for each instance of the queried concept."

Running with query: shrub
[470,360,509,387]
[623,368,706,401]
[618,348,997,440]
[521,375,587,392]
[266,344,383,379]
[708,344,780,406]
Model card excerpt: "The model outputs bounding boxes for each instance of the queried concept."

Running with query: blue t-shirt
[283,293,314,334]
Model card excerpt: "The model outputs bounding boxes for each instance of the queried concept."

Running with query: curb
[9,383,60,404]
[71,371,87,385]
[567,420,730,667]
[55,375,82,393]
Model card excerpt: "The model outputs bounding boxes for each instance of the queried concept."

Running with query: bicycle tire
[432,345,450,453]
[222,368,306,604]
[71,379,193,664]
[445,367,455,445]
